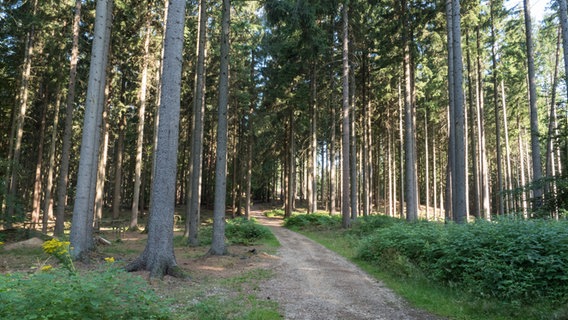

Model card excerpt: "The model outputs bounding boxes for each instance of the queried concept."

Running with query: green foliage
[283,213,341,230]
[225,218,275,246]
[264,209,284,218]
[0,268,171,320]
[348,214,401,237]
[357,218,568,305]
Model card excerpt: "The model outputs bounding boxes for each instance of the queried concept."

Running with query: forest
[1,0,568,276]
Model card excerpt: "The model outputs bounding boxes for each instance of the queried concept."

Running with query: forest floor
[0,206,443,319]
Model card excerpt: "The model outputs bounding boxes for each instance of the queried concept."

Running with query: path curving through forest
[254,209,443,320]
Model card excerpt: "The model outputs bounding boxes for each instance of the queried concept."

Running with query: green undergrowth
[0,267,171,320]
[289,213,568,320]
[187,217,278,249]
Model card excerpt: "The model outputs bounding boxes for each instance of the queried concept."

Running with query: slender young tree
[55,0,82,236]
[210,0,231,255]
[131,9,153,230]
[126,0,187,278]
[524,0,544,207]
[186,0,207,245]
[341,0,351,228]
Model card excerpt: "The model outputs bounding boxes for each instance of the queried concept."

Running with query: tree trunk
[524,0,544,207]
[490,5,504,216]
[43,90,62,233]
[94,102,110,231]
[112,111,126,220]
[210,0,231,256]
[450,0,467,223]
[131,10,152,230]
[518,117,529,218]
[403,0,418,222]
[55,0,82,236]
[70,0,113,260]
[31,91,48,229]
[186,0,207,244]
[445,0,454,221]
[341,1,351,228]
[126,0,186,278]
[329,67,336,216]
[501,81,514,213]
[309,66,317,214]
[6,0,38,227]
[466,30,480,219]
[476,26,491,220]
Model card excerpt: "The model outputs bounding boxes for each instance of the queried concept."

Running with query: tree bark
[186,0,207,244]
[126,0,187,278]
[112,111,126,220]
[6,0,38,227]
[210,0,231,256]
[524,0,544,207]
[476,26,491,220]
[70,0,113,260]
[490,4,504,216]
[43,90,62,233]
[131,10,152,230]
[31,91,48,229]
[55,0,82,236]
[341,1,351,228]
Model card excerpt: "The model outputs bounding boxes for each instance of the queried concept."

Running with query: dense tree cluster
[1,0,567,276]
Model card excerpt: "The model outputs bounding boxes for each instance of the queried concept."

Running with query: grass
[295,221,566,320]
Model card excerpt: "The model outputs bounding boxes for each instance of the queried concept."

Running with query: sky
[507,0,551,22]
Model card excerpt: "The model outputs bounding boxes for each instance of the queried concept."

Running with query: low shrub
[349,214,400,237]
[0,268,171,320]
[284,213,341,230]
[225,218,274,245]
[357,217,568,304]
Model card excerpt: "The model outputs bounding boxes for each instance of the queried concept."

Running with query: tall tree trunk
[546,28,561,218]
[210,0,231,256]
[403,0,418,222]
[524,0,544,207]
[131,10,152,230]
[425,110,430,220]
[329,69,337,216]
[308,66,317,214]
[490,4,504,216]
[466,30,480,219]
[43,90,62,233]
[450,0,467,223]
[518,117,529,218]
[501,81,514,213]
[55,0,82,236]
[31,91,48,228]
[126,0,186,278]
[6,0,38,227]
[244,50,255,220]
[349,65,358,220]
[70,0,113,260]
[341,1,351,228]
[94,102,110,231]
[476,26,491,220]
[445,0,454,221]
[186,0,207,244]
[398,81,404,218]
[112,111,126,219]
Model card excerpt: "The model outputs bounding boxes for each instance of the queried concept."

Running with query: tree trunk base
[125,256,188,279]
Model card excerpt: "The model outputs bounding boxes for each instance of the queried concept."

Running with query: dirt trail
[254,210,443,320]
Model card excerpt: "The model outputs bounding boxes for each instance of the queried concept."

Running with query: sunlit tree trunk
[112,111,126,220]
[94,102,110,231]
[501,81,514,213]
[210,0,231,255]
[126,0,186,278]
[524,0,544,207]
[6,0,38,227]
[55,0,82,236]
[341,1,351,228]
[70,0,113,260]
[43,90,62,233]
[31,92,48,229]
[476,26,491,221]
[490,4,504,216]
[131,10,152,230]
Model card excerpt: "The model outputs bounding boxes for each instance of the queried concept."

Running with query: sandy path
[254,211,443,320]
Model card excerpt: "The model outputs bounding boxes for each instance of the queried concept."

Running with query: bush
[225,218,274,245]
[349,215,400,237]
[284,213,341,230]
[357,218,568,304]
[0,268,171,320]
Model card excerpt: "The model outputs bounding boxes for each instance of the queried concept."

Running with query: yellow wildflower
[104,257,115,263]
[41,265,53,272]
[0,241,4,246]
